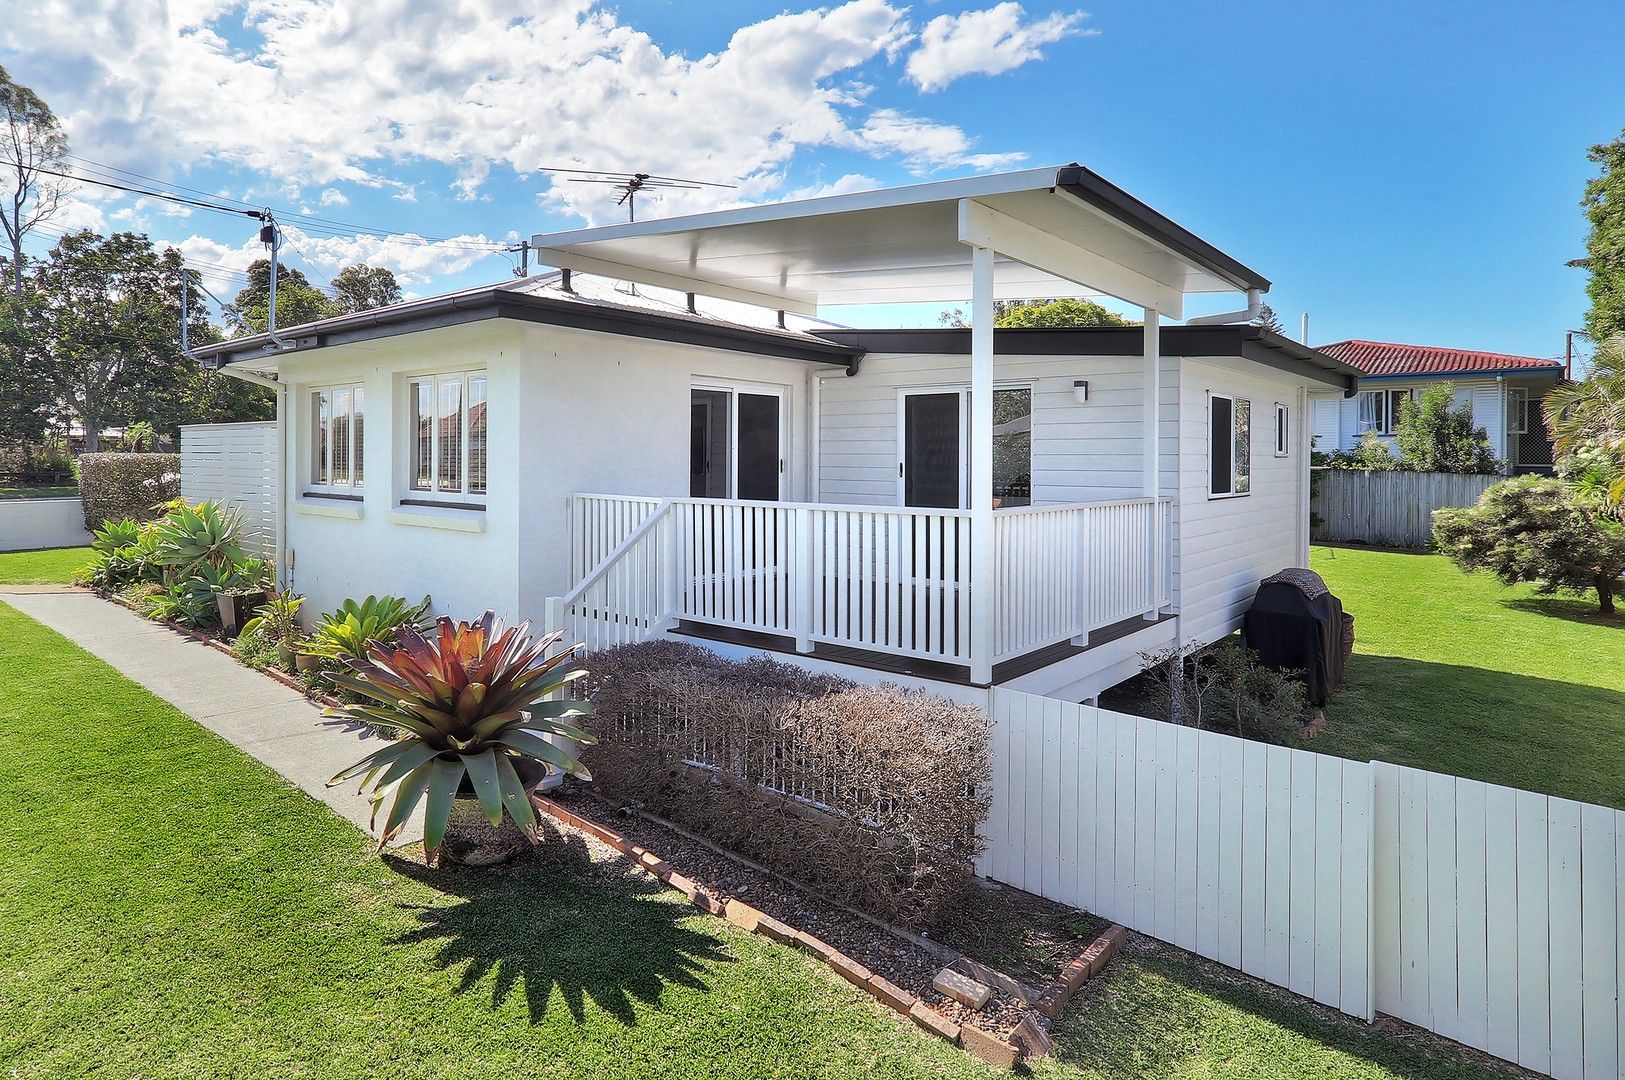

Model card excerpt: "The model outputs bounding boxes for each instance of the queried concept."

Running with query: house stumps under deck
[671,612,1176,689]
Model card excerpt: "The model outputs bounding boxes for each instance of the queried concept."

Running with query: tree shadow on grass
[1500,595,1625,629]
[383,828,732,1026]
[1049,939,1513,1080]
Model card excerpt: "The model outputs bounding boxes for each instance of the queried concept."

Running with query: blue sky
[3,0,1621,360]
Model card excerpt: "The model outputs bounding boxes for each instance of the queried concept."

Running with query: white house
[194,165,1357,705]
[1308,339,1563,473]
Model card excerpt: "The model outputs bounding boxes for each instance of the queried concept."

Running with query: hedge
[78,453,181,529]
[579,641,991,930]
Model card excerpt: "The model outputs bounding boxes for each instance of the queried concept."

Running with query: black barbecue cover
[1240,568,1345,706]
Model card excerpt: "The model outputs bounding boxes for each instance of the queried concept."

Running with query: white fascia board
[956,198,1186,319]
[534,249,819,317]
[529,166,1066,250]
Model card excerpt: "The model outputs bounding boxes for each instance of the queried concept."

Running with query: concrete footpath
[1,587,399,839]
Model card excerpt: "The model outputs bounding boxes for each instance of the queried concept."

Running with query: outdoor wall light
[1073,379,1089,403]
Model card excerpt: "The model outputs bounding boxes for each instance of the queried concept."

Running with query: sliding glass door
[690,384,783,501]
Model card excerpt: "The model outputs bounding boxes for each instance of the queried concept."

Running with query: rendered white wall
[0,498,91,552]
[276,321,524,623]
[513,322,830,621]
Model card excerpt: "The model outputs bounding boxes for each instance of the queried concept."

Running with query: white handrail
[556,498,673,611]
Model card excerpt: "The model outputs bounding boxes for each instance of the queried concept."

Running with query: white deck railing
[550,494,1172,675]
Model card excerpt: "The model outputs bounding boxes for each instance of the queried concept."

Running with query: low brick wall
[0,497,92,552]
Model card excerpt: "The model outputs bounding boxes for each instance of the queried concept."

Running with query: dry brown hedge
[579,641,991,930]
[77,453,180,529]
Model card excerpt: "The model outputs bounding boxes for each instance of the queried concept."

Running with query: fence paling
[1311,469,1498,549]
[982,686,1625,1080]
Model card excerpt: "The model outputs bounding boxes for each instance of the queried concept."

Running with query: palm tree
[1545,334,1625,510]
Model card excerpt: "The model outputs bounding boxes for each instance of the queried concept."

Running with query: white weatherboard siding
[986,687,1625,1079]
[278,321,525,623]
[814,350,1183,616]
[514,322,827,620]
[1178,357,1311,647]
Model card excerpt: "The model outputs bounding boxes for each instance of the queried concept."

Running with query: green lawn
[0,484,77,499]
[1311,544,1625,809]
[0,591,1512,1079]
[0,544,91,584]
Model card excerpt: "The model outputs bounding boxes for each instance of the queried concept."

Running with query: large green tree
[331,263,402,313]
[0,65,67,299]
[231,259,337,334]
[32,231,268,447]
[1578,129,1625,343]
[0,284,51,443]
[1394,382,1500,474]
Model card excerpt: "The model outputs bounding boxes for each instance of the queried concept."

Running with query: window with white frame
[1356,388,1416,436]
[406,371,487,503]
[1274,402,1289,457]
[1210,393,1251,497]
[1506,387,1529,435]
[308,384,364,494]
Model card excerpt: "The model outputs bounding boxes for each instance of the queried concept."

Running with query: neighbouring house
[192,164,1358,704]
[1308,339,1563,473]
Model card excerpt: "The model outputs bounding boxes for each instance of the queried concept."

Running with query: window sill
[294,497,363,520]
[1207,490,1252,501]
[388,503,486,533]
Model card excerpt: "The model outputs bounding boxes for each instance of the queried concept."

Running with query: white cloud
[2,0,1026,224]
[318,188,348,207]
[905,3,1090,92]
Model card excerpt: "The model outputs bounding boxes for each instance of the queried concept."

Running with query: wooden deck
[671,612,1176,687]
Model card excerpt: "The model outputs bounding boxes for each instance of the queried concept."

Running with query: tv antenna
[538,166,736,222]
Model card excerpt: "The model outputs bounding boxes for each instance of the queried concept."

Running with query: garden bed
[544,786,1121,1064]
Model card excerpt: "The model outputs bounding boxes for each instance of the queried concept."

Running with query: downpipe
[1186,288,1264,326]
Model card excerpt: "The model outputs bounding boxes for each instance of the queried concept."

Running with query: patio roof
[531,164,1270,320]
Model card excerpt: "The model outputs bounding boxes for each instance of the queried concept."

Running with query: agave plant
[325,612,595,861]
[90,519,141,554]
[302,594,432,663]
[150,500,246,577]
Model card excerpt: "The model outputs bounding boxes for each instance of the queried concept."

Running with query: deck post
[661,507,681,626]
[794,504,813,653]
[969,244,995,685]
[1142,308,1162,621]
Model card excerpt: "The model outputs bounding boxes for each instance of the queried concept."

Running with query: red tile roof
[1316,339,1563,378]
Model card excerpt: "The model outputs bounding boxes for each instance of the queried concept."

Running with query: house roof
[1316,339,1563,379]
[531,164,1270,319]
[192,272,864,371]
[818,325,1360,394]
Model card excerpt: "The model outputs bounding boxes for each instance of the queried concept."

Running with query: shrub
[77,452,179,529]
[1319,431,1401,471]
[237,593,305,671]
[1142,638,1309,744]
[302,594,432,663]
[579,641,990,930]
[1434,474,1625,613]
[1394,383,1500,474]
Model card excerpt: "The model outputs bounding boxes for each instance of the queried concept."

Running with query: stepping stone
[933,966,992,1010]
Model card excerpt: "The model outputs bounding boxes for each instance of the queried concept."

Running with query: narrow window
[467,375,487,496]
[437,377,463,493]
[312,390,330,486]
[1210,395,1233,495]
[1274,402,1289,457]
[351,388,365,487]
[1506,387,1528,435]
[410,379,434,491]
[331,387,351,486]
[1210,393,1251,496]
[992,386,1032,507]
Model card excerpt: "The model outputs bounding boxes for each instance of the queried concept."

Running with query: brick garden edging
[532,793,1127,1068]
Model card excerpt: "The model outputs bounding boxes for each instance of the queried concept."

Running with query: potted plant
[325,611,595,866]
[239,593,305,669]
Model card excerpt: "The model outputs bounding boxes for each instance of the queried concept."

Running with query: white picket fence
[180,422,277,558]
[984,687,1625,1079]
[1311,469,1499,549]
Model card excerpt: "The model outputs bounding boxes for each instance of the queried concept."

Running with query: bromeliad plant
[325,612,596,861]
[302,594,432,664]
[149,500,246,578]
